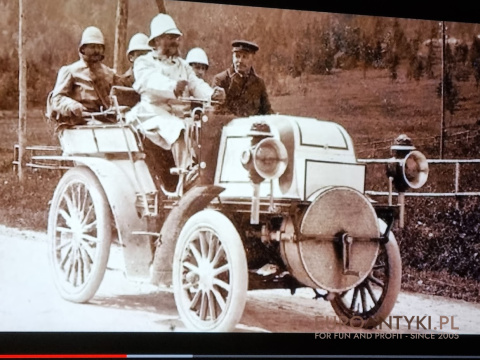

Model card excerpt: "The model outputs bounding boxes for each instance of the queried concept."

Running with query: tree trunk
[113,0,129,74]
[155,0,167,13]
[18,0,27,182]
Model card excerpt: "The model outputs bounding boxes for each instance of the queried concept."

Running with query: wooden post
[18,0,27,182]
[440,21,446,159]
[113,0,128,74]
[155,0,167,13]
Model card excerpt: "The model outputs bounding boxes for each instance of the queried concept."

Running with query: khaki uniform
[51,58,116,120]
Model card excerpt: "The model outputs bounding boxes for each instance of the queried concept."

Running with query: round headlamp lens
[253,138,288,180]
[402,150,429,189]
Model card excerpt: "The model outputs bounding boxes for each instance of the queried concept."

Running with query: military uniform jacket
[212,66,273,117]
[51,58,116,117]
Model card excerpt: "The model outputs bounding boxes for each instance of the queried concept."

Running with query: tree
[469,35,480,88]
[407,32,424,81]
[155,0,166,13]
[437,66,460,115]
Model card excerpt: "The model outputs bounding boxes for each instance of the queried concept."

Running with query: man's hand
[211,86,226,103]
[174,80,188,97]
[70,102,86,117]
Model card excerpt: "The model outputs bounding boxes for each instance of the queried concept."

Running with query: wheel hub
[69,211,84,249]
[198,258,214,290]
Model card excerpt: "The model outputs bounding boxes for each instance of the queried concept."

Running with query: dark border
[1,332,479,357]
[3,1,478,359]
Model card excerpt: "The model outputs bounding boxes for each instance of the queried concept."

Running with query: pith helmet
[186,47,209,67]
[148,13,182,46]
[127,33,151,56]
[391,134,416,151]
[79,26,105,49]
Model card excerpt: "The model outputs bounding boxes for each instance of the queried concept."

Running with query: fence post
[455,162,460,210]
[398,192,405,228]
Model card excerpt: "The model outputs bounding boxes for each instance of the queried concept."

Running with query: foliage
[2,1,480,111]
[2,1,480,300]
[437,69,460,115]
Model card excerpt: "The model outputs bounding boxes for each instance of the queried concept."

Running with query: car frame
[40,86,429,332]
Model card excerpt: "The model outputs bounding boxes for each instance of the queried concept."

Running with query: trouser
[142,136,179,193]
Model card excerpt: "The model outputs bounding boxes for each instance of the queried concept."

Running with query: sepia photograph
[0,0,479,357]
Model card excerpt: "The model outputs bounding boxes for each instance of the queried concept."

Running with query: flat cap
[231,40,259,53]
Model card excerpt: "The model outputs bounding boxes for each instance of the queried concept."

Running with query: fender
[151,185,225,286]
[47,156,154,280]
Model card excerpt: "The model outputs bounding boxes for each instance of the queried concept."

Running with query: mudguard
[150,185,225,286]
[47,156,155,280]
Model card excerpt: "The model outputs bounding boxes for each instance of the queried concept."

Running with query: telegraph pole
[18,0,27,181]
[440,21,446,159]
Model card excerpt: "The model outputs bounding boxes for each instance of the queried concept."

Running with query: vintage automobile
[41,87,429,332]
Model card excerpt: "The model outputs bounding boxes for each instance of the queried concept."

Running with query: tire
[48,166,112,303]
[172,209,248,332]
[330,224,402,329]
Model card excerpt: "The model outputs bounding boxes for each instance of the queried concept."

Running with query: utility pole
[18,0,27,182]
[440,21,446,159]
[113,0,129,74]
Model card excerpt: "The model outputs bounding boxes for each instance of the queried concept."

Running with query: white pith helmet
[126,33,151,57]
[186,47,209,67]
[148,13,182,46]
[79,26,105,49]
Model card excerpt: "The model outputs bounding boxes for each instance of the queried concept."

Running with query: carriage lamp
[241,122,289,224]
[251,138,288,180]
[386,134,429,227]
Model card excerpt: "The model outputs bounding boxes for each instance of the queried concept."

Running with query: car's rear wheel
[173,209,248,332]
[330,229,401,329]
[48,167,112,303]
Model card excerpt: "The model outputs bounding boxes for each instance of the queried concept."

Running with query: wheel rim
[52,180,100,292]
[179,227,233,329]
[335,244,390,322]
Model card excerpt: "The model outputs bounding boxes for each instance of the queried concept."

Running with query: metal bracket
[342,233,359,276]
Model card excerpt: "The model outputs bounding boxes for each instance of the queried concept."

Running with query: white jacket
[126,52,214,149]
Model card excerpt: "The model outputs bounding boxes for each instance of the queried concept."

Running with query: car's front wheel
[172,209,248,332]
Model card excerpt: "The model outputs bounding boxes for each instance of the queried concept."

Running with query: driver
[48,26,119,125]
[126,13,225,188]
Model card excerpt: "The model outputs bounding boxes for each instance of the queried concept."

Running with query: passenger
[126,13,225,191]
[120,33,152,88]
[49,26,119,125]
[185,47,209,80]
[212,40,273,117]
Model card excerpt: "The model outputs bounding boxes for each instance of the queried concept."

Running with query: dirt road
[0,224,479,334]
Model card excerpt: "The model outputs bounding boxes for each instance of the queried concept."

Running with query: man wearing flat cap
[212,40,273,117]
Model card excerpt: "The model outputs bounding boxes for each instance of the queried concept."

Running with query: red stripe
[0,355,127,359]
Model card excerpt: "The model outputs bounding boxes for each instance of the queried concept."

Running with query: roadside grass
[1,67,480,301]
[0,108,59,230]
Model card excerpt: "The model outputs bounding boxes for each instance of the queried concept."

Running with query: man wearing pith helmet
[120,33,152,87]
[212,40,273,117]
[49,26,117,125]
[186,47,209,80]
[126,13,225,191]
